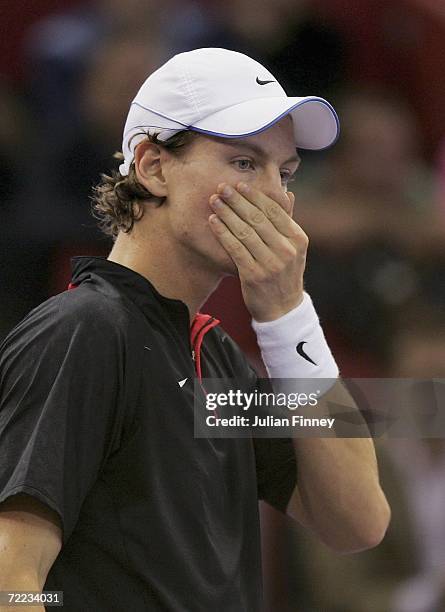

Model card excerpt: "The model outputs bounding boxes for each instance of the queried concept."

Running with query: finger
[209,196,283,267]
[287,191,295,217]
[282,190,293,215]
[218,182,300,241]
[239,181,291,214]
[215,183,304,248]
[208,214,258,274]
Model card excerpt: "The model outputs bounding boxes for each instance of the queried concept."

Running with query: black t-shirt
[0,256,296,612]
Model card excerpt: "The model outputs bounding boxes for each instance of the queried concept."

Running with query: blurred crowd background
[1,1,445,611]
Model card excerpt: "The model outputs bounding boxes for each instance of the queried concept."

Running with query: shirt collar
[70,255,192,326]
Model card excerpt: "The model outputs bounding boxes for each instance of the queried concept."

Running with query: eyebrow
[220,139,301,166]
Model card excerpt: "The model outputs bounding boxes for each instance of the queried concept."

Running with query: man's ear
[134,141,168,197]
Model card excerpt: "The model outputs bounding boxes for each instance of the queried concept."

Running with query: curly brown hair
[90,130,198,240]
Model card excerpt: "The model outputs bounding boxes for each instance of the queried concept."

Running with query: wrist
[251,291,339,385]
[252,292,305,323]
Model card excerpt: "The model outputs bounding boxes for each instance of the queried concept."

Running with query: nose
[251,165,288,204]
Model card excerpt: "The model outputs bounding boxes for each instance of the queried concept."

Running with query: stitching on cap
[181,65,201,115]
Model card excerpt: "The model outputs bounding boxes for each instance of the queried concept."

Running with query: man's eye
[280,171,295,185]
[234,159,254,171]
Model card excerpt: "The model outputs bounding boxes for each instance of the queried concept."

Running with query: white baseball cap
[119,47,340,176]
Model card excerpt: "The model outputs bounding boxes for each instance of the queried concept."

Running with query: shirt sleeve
[237,350,297,514]
[253,436,297,513]
[0,293,128,544]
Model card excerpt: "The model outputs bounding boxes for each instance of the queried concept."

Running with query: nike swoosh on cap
[296,341,317,366]
[256,77,275,85]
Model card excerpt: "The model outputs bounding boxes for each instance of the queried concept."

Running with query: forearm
[251,292,390,551]
[294,437,388,551]
[291,380,390,552]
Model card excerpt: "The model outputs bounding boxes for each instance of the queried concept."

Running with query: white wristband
[251,292,339,384]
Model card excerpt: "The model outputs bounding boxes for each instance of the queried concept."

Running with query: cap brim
[191,96,340,150]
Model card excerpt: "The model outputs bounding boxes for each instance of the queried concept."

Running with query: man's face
[159,115,300,276]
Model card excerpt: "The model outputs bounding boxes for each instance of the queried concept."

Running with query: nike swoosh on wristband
[296,341,318,366]
[256,77,275,85]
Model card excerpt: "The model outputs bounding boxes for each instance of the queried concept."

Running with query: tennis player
[0,48,390,611]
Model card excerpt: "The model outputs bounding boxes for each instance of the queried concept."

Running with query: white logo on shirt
[178,378,188,388]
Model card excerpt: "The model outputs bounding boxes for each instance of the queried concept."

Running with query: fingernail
[238,182,249,193]
[211,197,225,210]
[222,185,233,198]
